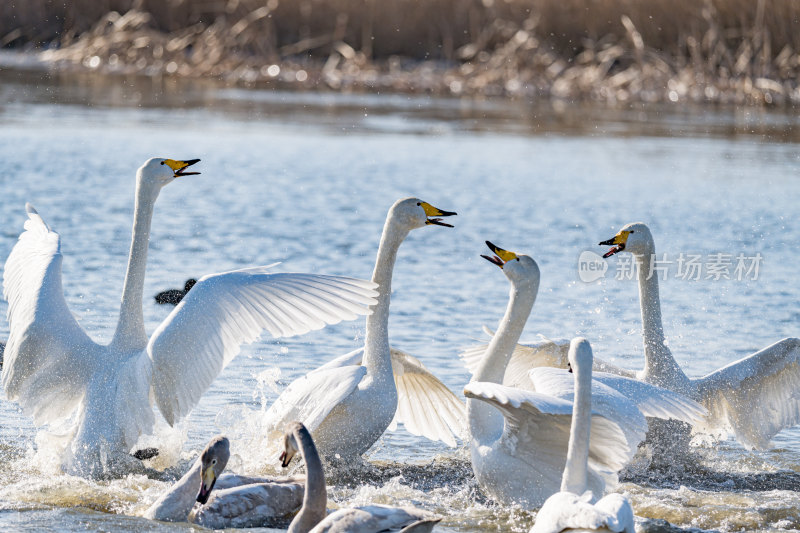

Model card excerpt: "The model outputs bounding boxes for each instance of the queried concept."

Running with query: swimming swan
[261,197,465,459]
[282,421,441,533]
[144,435,304,527]
[600,222,800,449]
[2,158,379,478]
[463,242,705,508]
[530,338,635,533]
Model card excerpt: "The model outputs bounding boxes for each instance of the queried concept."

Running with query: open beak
[197,466,217,504]
[420,201,457,227]
[599,230,630,258]
[480,241,518,268]
[164,158,201,177]
[279,450,295,468]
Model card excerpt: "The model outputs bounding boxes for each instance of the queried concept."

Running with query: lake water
[1,63,799,532]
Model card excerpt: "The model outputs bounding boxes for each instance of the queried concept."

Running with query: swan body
[464,242,705,508]
[2,158,379,477]
[600,222,800,449]
[530,339,635,533]
[262,198,464,459]
[281,421,441,533]
[144,435,304,527]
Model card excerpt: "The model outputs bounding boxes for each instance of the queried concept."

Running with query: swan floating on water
[281,421,441,533]
[260,197,465,459]
[530,339,635,533]
[599,222,800,449]
[2,158,379,478]
[154,278,196,305]
[144,435,304,527]
[463,242,705,508]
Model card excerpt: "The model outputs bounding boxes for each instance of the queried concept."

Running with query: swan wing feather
[386,348,466,447]
[311,504,439,533]
[192,482,304,529]
[464,382,631,475]
[693,337,800,450]
[2,204,98,424]
[531,491,633,533]
[148,268,378,425]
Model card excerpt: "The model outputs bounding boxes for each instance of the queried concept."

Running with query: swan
[2,158,379,478]
[599,222,800,449]
[260,197,465,459]
[281,421,441,533]
[463,242,706,508]
[154,278,196,305]
[530,339,635,533]
[144,435,304,527]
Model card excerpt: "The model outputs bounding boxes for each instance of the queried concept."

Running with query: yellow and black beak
[481,241,518,268]
[279,449,296,468]
[163,158,201,177]
[420,201,457,227]
[197,464,217,504]
[599,230,631,258]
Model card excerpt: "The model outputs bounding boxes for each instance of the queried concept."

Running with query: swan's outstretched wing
[531,491,634,533]
[312,504,440,533]
[460,329,570,388]
[464,382,631,483]
[527,368,649,461]
[2,204,98,424]
[261,364,366,441]
[576,371,708,424]
[386,348,466,447]
[148,267,378,425]
[693,337,800,450]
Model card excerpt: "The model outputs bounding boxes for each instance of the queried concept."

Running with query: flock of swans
[2,157,800,532]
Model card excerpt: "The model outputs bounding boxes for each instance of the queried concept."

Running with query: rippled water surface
[1,66,799,532]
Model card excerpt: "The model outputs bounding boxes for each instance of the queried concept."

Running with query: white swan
[463,242,705,508]
[282,421,441,533]
[144,435,304,527]
[2,158,379,478]
[530,339,634,533]
[260,197,465,459]
[600,222,800,449]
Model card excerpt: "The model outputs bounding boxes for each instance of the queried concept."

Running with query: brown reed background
[2,0,800,105]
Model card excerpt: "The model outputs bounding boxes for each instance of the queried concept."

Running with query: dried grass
[3,0,800,105]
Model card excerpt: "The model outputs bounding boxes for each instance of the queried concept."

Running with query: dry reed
[3,0,800,105]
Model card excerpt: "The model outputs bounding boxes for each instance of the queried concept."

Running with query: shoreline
[4,5,800,108]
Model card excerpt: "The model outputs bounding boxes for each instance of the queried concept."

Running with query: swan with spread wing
[2,158,379,478]
[599,222,800,449]
[260,197,465,459]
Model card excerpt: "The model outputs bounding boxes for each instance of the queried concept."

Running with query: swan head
[279,421,306,467]
[197,435,230,504]
[568,337,593,373]
[599,222,654,258]
[481,241,540,289]
[389,197,457,231]
[137,157,201,190]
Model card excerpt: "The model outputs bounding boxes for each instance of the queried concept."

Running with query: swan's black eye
[629,230,635,233]
[211,458,217,465]
[160,161,165,165]
[516,258,520,261]
[416,202,421,206]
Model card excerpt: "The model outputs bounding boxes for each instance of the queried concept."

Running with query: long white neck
[362,217,409,383]
[144,457,200,521]
[635,252,689,391]
[111,179,159,351]
[468,280,536,443]
[287,427,328,533]
[560,361,592,494]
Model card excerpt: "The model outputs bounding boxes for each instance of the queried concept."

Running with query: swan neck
[362,218,408,380]
[145,457,201,521]
[560,362,592,494]
[468,282,536,443]
[636,252,688,388]
[112,180,158,350]
[288,426,328,533]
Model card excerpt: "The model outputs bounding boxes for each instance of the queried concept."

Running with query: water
[1,65,799,532]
